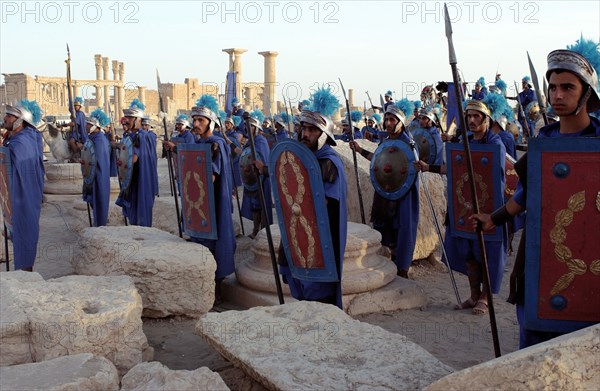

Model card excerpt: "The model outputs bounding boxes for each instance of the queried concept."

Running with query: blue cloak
[105,131,118,177]
[444,130,508,293]
[70,110,88,142]
[276,128,289,142]
[192,136,236,279]
[116,129,158,226]
[226,129,243,187]
[240,134,273,224]
[84,131,111,227]
[8,126,45,270]
[498,130,517,159]
[280,144,348,309]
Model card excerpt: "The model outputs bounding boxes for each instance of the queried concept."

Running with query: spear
[444,3,501,358]
[527,52,549,126]
[339,78,366,224]
[156,69,182,237]
[514,81,532,140]
[243,112,285,304]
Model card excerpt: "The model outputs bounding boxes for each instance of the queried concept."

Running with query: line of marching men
[2,39,598,351]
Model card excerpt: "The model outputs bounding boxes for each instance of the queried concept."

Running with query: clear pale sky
[1,0,599,105]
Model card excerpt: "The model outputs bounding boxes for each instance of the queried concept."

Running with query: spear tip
[444,3,453,37]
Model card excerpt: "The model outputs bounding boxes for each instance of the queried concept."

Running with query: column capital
[258,51,279,58]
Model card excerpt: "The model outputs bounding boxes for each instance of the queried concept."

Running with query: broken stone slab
[0,272,151,375]
[196,301,453,390]
[334,141,447,261]
[0,353,119,391]
[74,226,216,318]
[426,324,600,391]
[120,361,229,391]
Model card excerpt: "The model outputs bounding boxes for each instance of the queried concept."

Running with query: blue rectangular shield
[524,137,600,333]
[177,143,217,240]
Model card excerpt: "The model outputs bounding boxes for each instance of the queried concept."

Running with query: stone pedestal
[227,222,425,315]
[44,163,120,196]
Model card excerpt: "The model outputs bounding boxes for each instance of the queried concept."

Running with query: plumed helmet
[522,75,532,87]
[385,90,393,98]
[5,99,43,127]
[417,107,436,123]
[526,101,540,121]
[231,97,242,108]
[385,98,415,127]
[123,99,146,118]
[191,95,219,124]
[483,93,513,131]
[274,112,290,128]
[175,114,191,129]
[248,109,265,130]
[300,86,340,146]
[86,108,110,130]
[546,37,600,113]
[74,96,84,106]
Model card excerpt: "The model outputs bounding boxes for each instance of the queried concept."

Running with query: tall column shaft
[94,54,103,108]
[259,51,278,116]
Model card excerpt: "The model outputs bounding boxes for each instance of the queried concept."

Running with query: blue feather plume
[371,113,382,123]
[90,108,110,128]
[279,112,291,123]
[232,115,242,127]
[394,98,415,117]
[231,97,240,105]
[522,75,531,82]
[307,86,339,117]
[413,100,422,109]
[350,110,362,122]
[250,109,264,123]
[19,99,42,125]
[495,79,507,93]
[483,93,513,122]
[129,98,145,110]
[477,77,485,86]
[176,114,190,123]
[567,35,600,83]
[219,110,227,123]
[386,90,393,96]
[195,95,219,114]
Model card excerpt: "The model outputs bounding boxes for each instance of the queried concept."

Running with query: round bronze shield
[370,139,418,200]
[239,147,265,192]
[80,139,97,186]
[411,127,438,164]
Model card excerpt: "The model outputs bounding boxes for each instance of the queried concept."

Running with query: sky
[1,0,599,106]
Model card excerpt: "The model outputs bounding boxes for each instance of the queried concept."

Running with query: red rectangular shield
[177,143,217,240]
[525,137,600,332]
[0,147,13,230]
[446,143,504,241]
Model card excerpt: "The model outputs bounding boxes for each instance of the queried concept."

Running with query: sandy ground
[2,157,522,390]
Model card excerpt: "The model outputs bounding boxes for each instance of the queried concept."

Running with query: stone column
[138,86,146,106]
[222,48,247,101]
[73,81,80,100]
[112,60,119,116]
[244,86,254,109]
[94,54,103,109]
[102,57,110,113]
[118,62,125,114]
[258,51,278,116]
[349,88,354,109]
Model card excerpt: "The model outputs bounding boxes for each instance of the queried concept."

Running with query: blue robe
[498,130,517,160]
[84,131,111,227]
[517,88,537,130]
[105,131,118,177]
[233,108,246,136]
[226,129,243,187]
[444,130,508,293]
[8,126,45,270]
[471,88,488,101]
[276,128,289,142]
[69,110,88,142]
[423,126,445,165]
[280,144,348,308]
[116,129,158,226]
[192,136,236,279]
[240,134,273,224]
[340,129,363,142]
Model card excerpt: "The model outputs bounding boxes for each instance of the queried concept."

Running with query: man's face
[522,80,529,90]
[74,104,81,112]
[193,116,211,136]
[466,110,487,133]
[385,95,391,102]
[418,116,431,129]
[262,121,270,128]
[142,123,150,131]
[86,123,93,134]
[3,114,17,131]
[548,71,585,117]
[367,119,374,127]
[475,84,481,92]
[384,113,399,133]
[300,123,321,151]
[225,121,233,131]
[124,116,139,130]
[342,123,350,133]
[175,123,184,132]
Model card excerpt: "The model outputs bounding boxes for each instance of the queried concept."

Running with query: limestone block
[44,163,82,195]
[0,353,119,391]
[121,361,229,391]
[74,226,216,318]
[426,324,600,391]
[196,301,453,390]
[0,272,150,375]
[334,142,447,261]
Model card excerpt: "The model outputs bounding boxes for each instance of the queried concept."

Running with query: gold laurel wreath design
[183,170,207,226]
[456,172,489,219]
[550,191,600,295]
[278,151,316,268]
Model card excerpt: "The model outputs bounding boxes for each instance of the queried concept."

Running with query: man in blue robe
[241,111,273,239]
[339,119,363,142]
[351,99,419,278]
[273,114,290,144]
[508,76,538,134]
[62,96,88,162]
[416,107,444,165]
[470,77,488,101]
[279,90,348,309]
[224,116,243,188]
[105,124,118,177]
[190,95,236,304]
[383,90,395,112]
[473,47,600,347]
[417,100,508,315]
[3,100,45,271]
[116,100,158,227]
[83,109,111,227]
[231,98,246,137]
